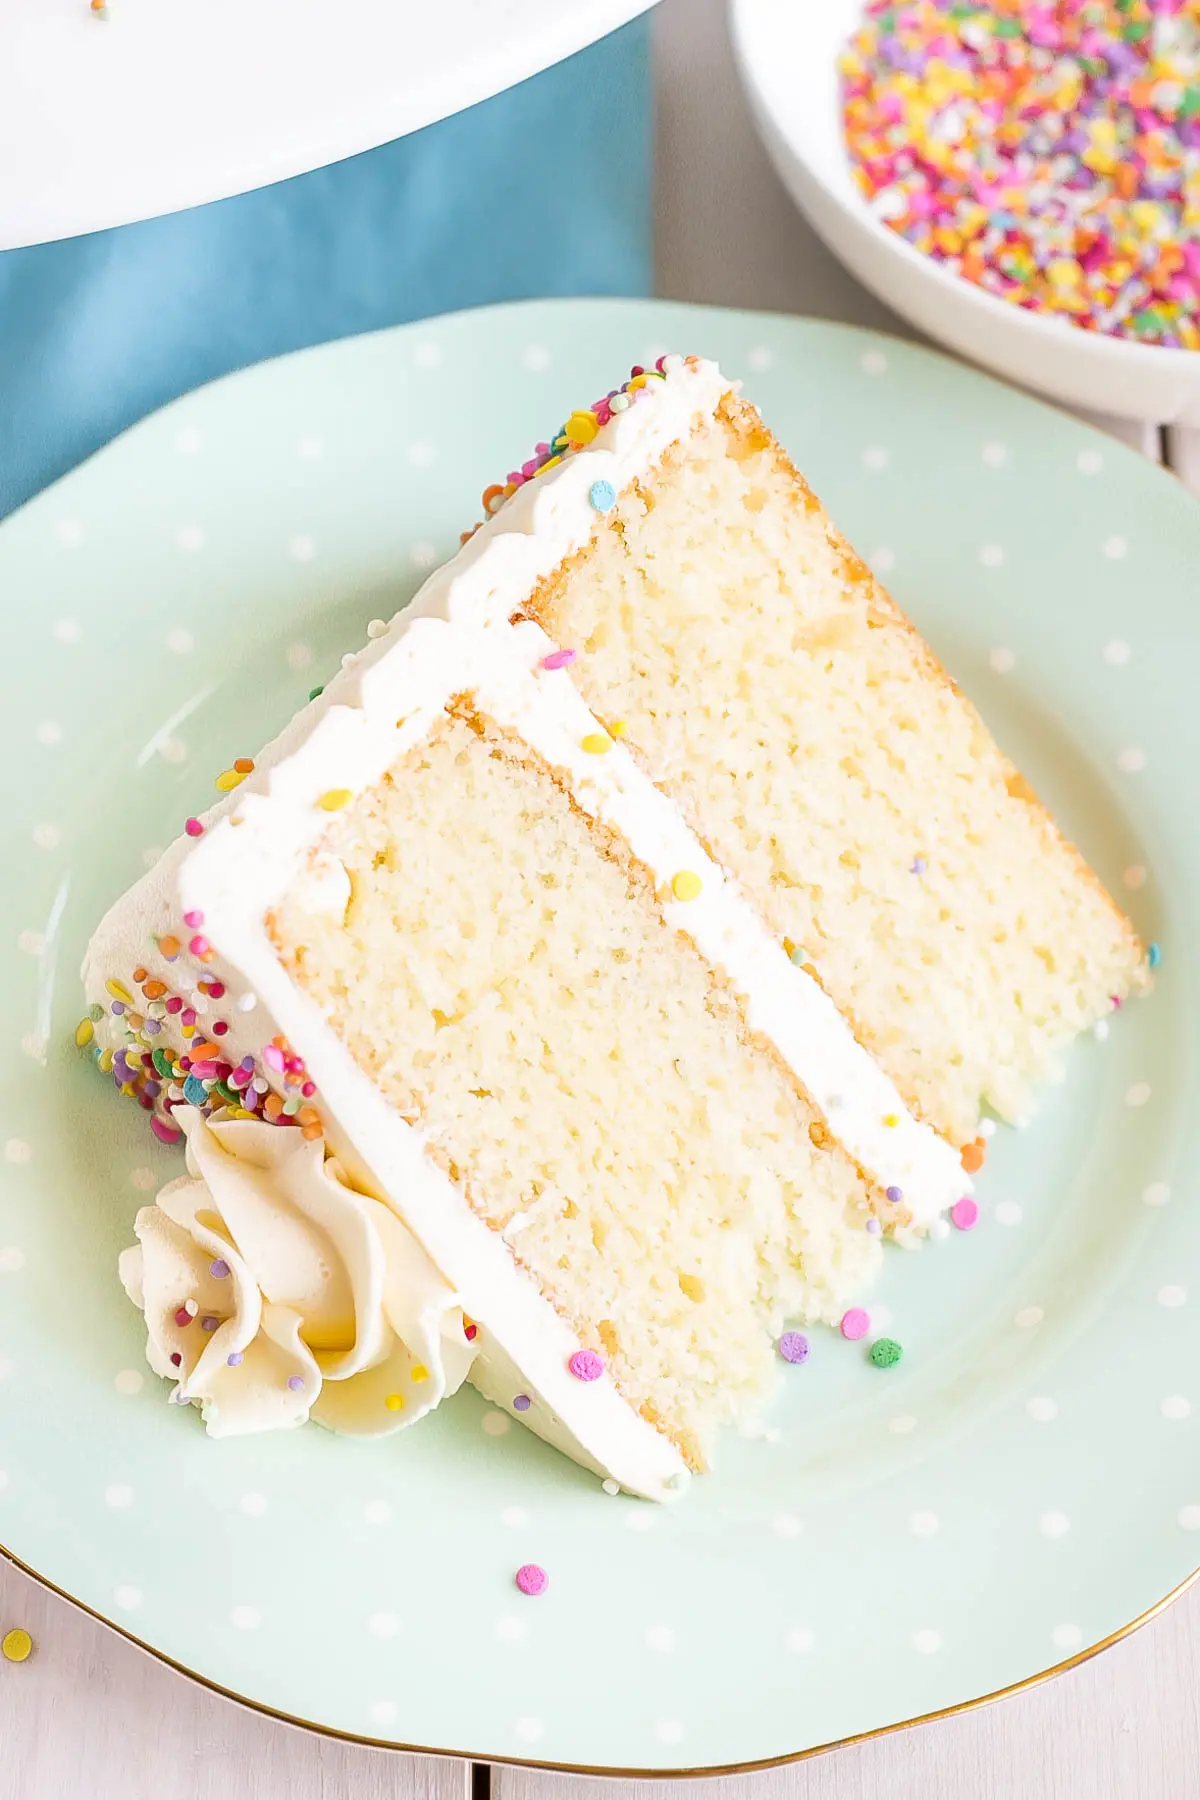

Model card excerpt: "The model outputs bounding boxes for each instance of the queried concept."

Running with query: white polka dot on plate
[368,1701,396,1726]
[482,1410,511,1437]
[367,1611,399,1639]
[35,720,62,746]
[1142,1183,1170,1207]
[114,1369,144,1396]
[988,647,1015,674]
[1015,1306,1044,1329]
[1052,1623,1083,1651]
[1125,1082,1151,1107]
[655,1720,685,1746]
[783,1627,814,1654]
[928,1217,950,1241]
[413,341,442,369]
[1039,1511,1070,1538]
[4,1140,31,1165]
[912,1629,941,1654]
[1123,864,1147,889]
[166,628,193,655]
[32,823,60,850]
[363,1500,392,1525]
[1117,746,1147,774]
[176,525,205,552]
[19,1034,46,1064]
[514,1717,545,1743]
[113,1585,143,1611]
[1077,449,1103,475]
[410,541,437,570]
[55,519,84,545]
[0,1357,12,1381]
[285,642,314,672]
[17,932,44,957]
[771,1513,802,1539]
[521,345,552,373]
[159,737,188,764]
[1102,639,1131,666]
[1161,1395,1191,1420]
[861,445,889,472]
[868,547,896,574]
[1158,1285,1187,1308]
[287,536,316,563]
[174,426,204,455]
[0,1470,8,1490]
[0,1250,26,1274]
[861,349,887,375]
[240,1491,267,1517]
[981,442,1008,467]
[745,346,772,372]
[230,1606,261,1631]
[53,618,82,644]
[105,1484,133,1510]
[1178,1506,1200,1530]
[1027,1397,1058,1422]
[625,1509,656,1532]
[994,1201,1023,1226]
[407,442,436,469]
[888,1414,917,1435]
[645,1625,677,1653]
[129,1168,156,1192]
[296,432,325,460]
[494,1615,527,1644]
[1102,535,1128,559]
[501,1505,529,1529]
[909,1511,940,1538]
[979,544,1005,567]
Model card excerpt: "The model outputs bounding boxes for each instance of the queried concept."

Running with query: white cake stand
[0,0,656,249]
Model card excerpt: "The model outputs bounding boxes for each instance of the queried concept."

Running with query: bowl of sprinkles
[733,0,1200,423]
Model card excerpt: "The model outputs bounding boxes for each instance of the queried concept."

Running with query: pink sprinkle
[169,1352,182,1367]
[301,1081,316,1097]
[1111,995,1122,1010]
[173,1306,193,1327]
[212,1020,228,1036]
[185,818,204,838]
[188,1060,221,1080]
[181,1009,197,1028]
[151,1114,182,1146]
[568,1349,604,1382]
[263,1044,286,1074]
[840,1307,870,1342]
[166,997,183,1015]
[515,1564,548,1597]
[183,910,204,928]
[207,981,226,999]
[540,647,578,672]
[950,1196,979,1232]
[188,935,209,958]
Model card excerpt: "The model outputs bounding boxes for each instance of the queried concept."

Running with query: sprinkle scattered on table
[841,0,1200,348]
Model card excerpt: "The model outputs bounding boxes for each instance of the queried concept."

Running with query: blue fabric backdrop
[0,19,650,521]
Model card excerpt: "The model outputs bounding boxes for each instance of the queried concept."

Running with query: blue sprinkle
[589,479,617,513]
[183,1074,210,1106]
[227,1351,244,1367]
[1148,942,1162,969]
[885,1185,903,1203]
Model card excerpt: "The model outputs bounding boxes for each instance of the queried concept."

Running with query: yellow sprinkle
[883,1113,900,1128]
[214,768,247,792]
[565,409,599,445]
[2,1628,32,1663]
[610,720,628,738]
[75,1018,95,1048]
[385,1392,406,1412]
[105,979,132,1005]
[581,733,612,755]
[317,788,353,811]
[671,870,703,903]
[98,1048,114,1074]
[410,1363,430,1384]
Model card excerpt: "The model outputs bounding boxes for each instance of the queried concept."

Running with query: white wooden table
[3,3,1198,1796]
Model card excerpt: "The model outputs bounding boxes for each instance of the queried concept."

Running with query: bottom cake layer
[270,708,884,1467]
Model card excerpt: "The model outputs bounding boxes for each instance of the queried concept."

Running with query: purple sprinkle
[885,1185,903,1203]
[209,1258,230,1279]
[513,1394,532,1413]
[778,1330,810,1365]
[287,1375,305,1392]
[866,1217,883,1235]
[226,1351,245,1367]
[110,1001,126,1016]
[911,857,927,875]
[200,1314,219,1333]
[144,1018,161,1035]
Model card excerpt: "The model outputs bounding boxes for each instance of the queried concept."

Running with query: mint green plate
[2,299,1198,1773]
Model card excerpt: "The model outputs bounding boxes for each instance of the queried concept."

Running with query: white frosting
[86,355,965,1499]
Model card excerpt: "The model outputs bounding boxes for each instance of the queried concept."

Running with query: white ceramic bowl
[731,0,1200,425]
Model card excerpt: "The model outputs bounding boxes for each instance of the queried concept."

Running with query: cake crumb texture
[271,713,881,1468]
[528,398,1146,1144]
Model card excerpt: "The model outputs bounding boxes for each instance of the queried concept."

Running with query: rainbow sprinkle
[841,1,1200,348]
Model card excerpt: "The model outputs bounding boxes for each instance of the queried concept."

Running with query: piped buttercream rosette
[119,1107,476,1437]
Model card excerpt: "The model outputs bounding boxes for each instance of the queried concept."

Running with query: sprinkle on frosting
[581,733,612,755]
[568,1349,605,1382]
[1148,941,1162,968]
[670,870,703,902]
[540,647,578,671]
[950,1196,979,1231]
[318,789,353,812]
[589,479,618,512]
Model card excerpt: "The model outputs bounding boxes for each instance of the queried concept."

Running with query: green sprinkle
[1121,18,1150,39]
[869,1337,903,1369]
[1180,87,1200,122]
[212,1081,240,1108]
[308,686,324,702]
[282,1092,304,1117]
[152,1048,174,1078]
[88,1003,104,1022]
[788,946,809,967]
[994,15,1022,34]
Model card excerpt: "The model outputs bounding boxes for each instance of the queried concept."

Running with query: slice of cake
[83,352,1147,1500]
